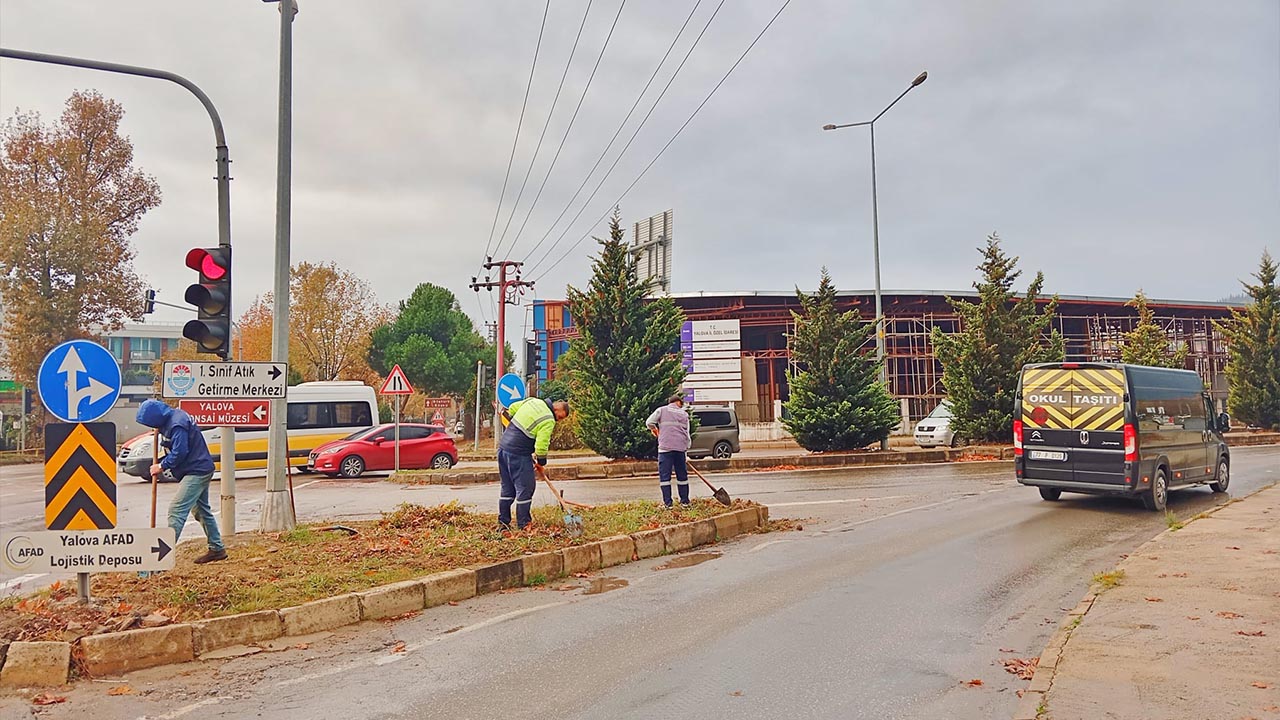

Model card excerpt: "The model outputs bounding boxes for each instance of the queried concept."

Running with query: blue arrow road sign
[497,373,527,409]
[37,340,122,423]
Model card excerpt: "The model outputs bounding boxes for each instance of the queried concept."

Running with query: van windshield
[927,403,952,419]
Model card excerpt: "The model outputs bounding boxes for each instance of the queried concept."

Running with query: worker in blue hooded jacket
[136,399,227,564]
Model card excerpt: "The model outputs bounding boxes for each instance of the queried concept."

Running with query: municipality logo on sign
[166,363,195,396]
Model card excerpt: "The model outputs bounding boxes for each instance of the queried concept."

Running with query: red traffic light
[185,247,229,281]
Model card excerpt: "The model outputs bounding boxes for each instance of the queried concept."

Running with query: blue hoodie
[136,400,215,477]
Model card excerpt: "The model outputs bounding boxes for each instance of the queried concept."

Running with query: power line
[502,0,628,261]
[482,0,551,263]
[531,0,793,281]
[526,0,727,275]
[520,0,704,267]
[492,0,594,261]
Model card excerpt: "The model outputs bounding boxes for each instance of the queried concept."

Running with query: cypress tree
[1216,251,1280,430]
[560,209,686,458]
[933,234,1064,442]
[783,269,900,451]
[1120,290,1189,368]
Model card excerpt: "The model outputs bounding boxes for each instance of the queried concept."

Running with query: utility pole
[262,0,298,531]
[473,360,484,452]
[472,259,533,435]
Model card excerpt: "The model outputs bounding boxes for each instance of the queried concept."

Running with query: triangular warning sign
[380,364,415,395]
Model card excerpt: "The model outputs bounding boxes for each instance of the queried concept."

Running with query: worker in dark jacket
[647,394,692,506]
[136,399,226,564]
[496,397,570,530]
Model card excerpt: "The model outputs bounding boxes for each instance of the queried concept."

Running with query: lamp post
[823,71,927,445]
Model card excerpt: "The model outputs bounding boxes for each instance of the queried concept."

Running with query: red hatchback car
[307,423,458,477]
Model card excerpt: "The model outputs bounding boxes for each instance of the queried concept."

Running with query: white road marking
[748,538,793,553]
[135,696,225,720]
[828,488,1008,534]
[275,600,572,687]
[0,573,46,591]
[767,495,912,508]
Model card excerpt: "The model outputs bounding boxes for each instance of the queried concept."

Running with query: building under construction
[531,290,1243,429]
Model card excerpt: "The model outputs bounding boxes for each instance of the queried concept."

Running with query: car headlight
[129,443,152,458]
[318,447,341,456]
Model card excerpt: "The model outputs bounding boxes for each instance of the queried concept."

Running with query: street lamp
[822,70,928,422]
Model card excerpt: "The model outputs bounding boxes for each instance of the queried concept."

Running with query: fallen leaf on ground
[1171,572,1189,578]
[447,601,459,606]
[293,643,310,650]
[999,648,1017,653]
[1227,546,1241,550]
[1145,597,1163,603]
[729,690,744,697]
[387,611,421,622]
[107,685,134,696]
[1217,611,1244,619]
[32,694,67,705]
[1016,689,1025,698]
[964,679,984,687]
[573,573,591,578]
[1237,630,1266,637]
[1002,658,1039,680]
[392,641,406,653]
[1187,616,1201,621]
[1251,682,1270,689]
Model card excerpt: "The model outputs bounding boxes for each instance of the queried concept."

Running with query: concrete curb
[1012,482,1277,720]
[0,505,768,683]
[392,447,1022,485]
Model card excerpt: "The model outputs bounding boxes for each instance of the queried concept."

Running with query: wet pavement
[1,446,1277,719]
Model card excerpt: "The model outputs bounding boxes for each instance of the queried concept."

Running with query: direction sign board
[2,527,177,574]
[380,364,414,395]
[178,399,270,428]
[162,361,287,399]
[424,397,453,409]
[37,340,122,423]
[496,373,526,408]
[45,423,116,530]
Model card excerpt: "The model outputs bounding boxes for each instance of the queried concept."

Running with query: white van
[117,381,378,479]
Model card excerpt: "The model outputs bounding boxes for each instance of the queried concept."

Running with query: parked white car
[914,401,957,448]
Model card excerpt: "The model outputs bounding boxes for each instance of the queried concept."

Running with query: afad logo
[3,534,41,572]
[166,364,196,397]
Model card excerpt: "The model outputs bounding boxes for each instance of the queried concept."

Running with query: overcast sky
[2,0,1277,336]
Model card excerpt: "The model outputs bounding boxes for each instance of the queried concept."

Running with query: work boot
[194,549,227,564]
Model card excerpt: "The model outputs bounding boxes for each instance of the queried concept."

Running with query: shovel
[687,459,732,506]
[535,464,591,536]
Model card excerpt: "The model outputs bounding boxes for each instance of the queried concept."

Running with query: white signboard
[689,320,741,342]
[690,358,742,374]
[689,340,740,352]
[692,388,743,403]
[2,528,177,574]
[163,361,288,400]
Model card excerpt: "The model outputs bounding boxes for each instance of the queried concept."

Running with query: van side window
[288,402,334,429]
[334,402,373,427]
[695,411,731,428]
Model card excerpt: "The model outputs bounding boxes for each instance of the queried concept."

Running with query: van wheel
[1142,468,1168,511]
[339,455,365,478]
[712,441,733,459]
[431,453,454,470]
[1039,487,1062,501]
[1210,459,1229,493]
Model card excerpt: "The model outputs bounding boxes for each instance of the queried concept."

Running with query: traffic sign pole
[394,394,401,474]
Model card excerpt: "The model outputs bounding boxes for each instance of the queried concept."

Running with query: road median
[1014,483,1280,720]
[0,499,771,686]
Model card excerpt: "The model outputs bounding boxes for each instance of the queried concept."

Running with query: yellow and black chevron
[45,422,117,530]
[1021,367,1125,431]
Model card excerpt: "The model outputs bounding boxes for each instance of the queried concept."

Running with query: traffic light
[182,247,232,358]
[143,289,156,315]
[22,388,34,415]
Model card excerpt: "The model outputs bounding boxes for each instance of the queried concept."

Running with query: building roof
[662,289,1246,311]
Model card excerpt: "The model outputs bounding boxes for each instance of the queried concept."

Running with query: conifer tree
[783,269,899,451]
[1216,251,1280,430]
[932,234,1064,442]
[1120,290,1189,368]
[560,210,685,458]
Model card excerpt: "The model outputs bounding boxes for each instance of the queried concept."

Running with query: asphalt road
[1,446,1277,719]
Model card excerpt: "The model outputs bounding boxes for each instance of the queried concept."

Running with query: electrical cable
[530,0,792,281]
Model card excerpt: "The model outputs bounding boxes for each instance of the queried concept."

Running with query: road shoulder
[1016,484,1280,720]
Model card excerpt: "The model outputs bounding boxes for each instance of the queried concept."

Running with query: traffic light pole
[0,46,240,535]
[471,260,533,436]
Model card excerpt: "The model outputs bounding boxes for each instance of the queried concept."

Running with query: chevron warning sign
[44,422,117,531]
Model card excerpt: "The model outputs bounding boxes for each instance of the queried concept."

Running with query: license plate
[1029,450,1067,462]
